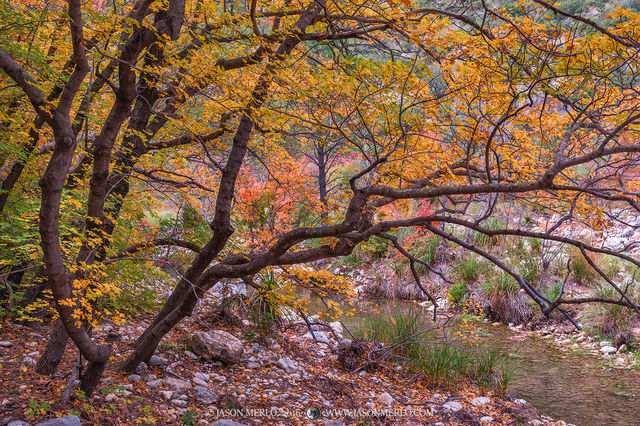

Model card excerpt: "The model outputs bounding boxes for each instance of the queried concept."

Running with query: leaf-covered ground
[0,311,569,426]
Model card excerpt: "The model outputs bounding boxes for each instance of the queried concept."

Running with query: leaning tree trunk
[35,318,69,375]
[122,0,325,373]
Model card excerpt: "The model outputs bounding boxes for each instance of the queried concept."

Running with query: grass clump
[453,255,488,283]
[408,235,440,273]
[582,284,638,338]
[480,271,532,324]
[568,247,598,286]
[358,307,513,392]
[448,282,469,305]
[471,218,504,247]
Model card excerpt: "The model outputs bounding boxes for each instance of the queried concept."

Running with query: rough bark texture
[35,319,69,375]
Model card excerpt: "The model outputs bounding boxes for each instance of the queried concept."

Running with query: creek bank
[0,310,566,425]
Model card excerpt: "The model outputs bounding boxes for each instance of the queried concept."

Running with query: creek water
[322,299,640,426]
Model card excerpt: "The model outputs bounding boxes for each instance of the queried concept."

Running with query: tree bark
[35,319,69,375]
[123,0,327,373]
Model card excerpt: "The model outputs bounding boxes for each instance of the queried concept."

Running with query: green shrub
[448,282,469,304]
[521,254,542,284]
[472,218,504,247]
[409,236,440,273]
[529,238,543,254]
[453,256,488,283]
[360,236,390,260]
[541,281,562,302]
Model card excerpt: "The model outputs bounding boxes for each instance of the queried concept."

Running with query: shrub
[529,237,543,254]
[448,281,469,305]
[408,235,440,273]
[541,281,562,302]
[582,284,637,338]
[471,218,504,247]
[360,236,390,260]
[480,272,532,324]
[568,247,598,286]
[453,256,488,283]
[520,254,542,285]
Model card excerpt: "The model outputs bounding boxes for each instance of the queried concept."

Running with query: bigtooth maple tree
[1,0,640,395]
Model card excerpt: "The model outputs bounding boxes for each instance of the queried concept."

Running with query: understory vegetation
[357,307,513,392]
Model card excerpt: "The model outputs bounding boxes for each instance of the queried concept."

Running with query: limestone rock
[191,330,244,364]
[164,377,192,390]
[600,346,617,354]
[471,396,491,406]
[34,416,82,426]
[377,392,394,406]
[443,401,462,412]
[194,385,218,404]
[148,355,168,366]
[275,357,297,373]
[209,420,248,426]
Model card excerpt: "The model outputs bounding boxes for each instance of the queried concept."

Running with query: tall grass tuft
[480,272,532,324]
[568,247,598,286]
[582,284,637,338]
[471,218,504,247]
[453,255,488,283]
[358,307,513,392]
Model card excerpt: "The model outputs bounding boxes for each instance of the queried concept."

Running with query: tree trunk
[79,360,107,396]
[35,319,69,375]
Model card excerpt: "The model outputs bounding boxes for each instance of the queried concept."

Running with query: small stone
[247,361,260,369]
[358,371,367,377]
[0,341,13,347]
[146,379,163,387]
[443,401,462,411]
[480,416,494,422]
[322,420,345,426]
[193,372,209,381]
[192,377,208,387]
[600,341,612,347]
[471,396,491,406]
[303,330,331,345]
[600,346,616,354]
[34,415,82,426]
[159,390,174,400]
[171,399,187,408]
[8,421,29,426]
[148,355,168,366]
[190,330,244,364]
[127,374,142,382]
[135,362,148,375]
[193,385,218,404]
[184,350,198,359]
[364,402,375,409]
[377,392,394,406]
[164,377,192,390]
[276,357,297,373]
[22,357,36,368]
[209,420,249,426]
[2,398,10,405]
[105,393,116,402]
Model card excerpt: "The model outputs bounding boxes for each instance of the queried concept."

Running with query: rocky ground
[0,309,567,426]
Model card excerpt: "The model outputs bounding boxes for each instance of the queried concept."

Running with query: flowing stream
[319,298,640,425]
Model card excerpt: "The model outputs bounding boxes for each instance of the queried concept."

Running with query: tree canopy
[2,0,640,394]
